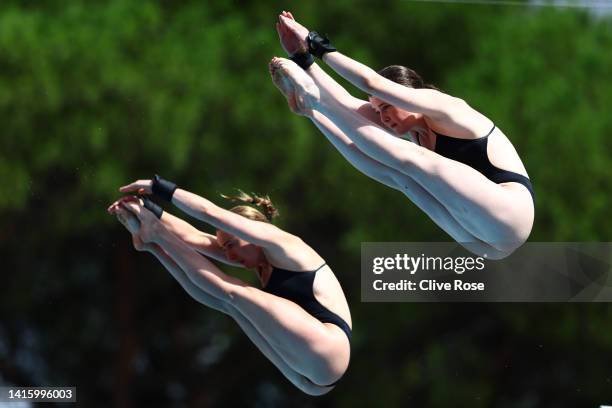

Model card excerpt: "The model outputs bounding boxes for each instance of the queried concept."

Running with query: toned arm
[170,189,323,270]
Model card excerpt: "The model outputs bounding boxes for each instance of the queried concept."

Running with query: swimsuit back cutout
[263,264,352,342]
[432,125,535,201]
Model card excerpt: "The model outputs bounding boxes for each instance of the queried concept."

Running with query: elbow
[198,201,217,222]
[362,73,381,94]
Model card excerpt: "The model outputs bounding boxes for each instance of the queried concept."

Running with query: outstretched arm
[119,181,323,270]
[278,12,491,136]
[118,183,289,248]
[278,13,453,117]
[169,189,323,269]
[172,189,290,248]
[323,52,454,117]
[320,49,496,137]
[276,12,384,127]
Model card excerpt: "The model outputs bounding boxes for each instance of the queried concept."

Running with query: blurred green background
[1,0,611,406]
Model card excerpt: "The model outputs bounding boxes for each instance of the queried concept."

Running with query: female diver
[107,176,351,395]
[271,11,534,259]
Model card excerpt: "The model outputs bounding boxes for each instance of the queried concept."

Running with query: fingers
[277,15,288,35]
[276,20,287,37]
[107,196,139,214]
[115,207,140,235]
[119,180,148,193]
[108,202,118,213]
[119,181,139,193]
[108,200,123,214]
[280,15,301,34]
[108,197,126,213]
[279,13,293,28]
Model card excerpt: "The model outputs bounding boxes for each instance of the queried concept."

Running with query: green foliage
[448,8,612,240]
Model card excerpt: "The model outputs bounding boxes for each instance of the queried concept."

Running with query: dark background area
[1,0,611,406]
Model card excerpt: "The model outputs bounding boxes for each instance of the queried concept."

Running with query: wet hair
[377,65,440,91]
[221,190,279,223]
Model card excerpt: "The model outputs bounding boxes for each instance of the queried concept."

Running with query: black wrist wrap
[307,31,337,59]
[151,174,177,202]
[142,197,163,219]
[290,52,315,70]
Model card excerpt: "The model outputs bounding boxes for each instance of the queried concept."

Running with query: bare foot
[121,200,162,244]
[114,205,141,235]
[131,234,153,252]
[269,57,320,116]
[114,206,152,252]
[269,58,299,113]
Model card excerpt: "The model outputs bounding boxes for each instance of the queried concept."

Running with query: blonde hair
[221,190,279,222]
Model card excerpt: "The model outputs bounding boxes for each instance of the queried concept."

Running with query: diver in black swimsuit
[108,176,351,395]
[272,11,534,259]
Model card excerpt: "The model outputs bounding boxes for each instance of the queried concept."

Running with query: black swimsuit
[263,263,352,342]
[263,264,351,387]
[428,124,535,201]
